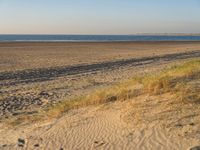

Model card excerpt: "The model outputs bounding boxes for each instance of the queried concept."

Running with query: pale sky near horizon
[0,0,200,34]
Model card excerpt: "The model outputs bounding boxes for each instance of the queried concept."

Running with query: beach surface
[1,41,200,72]
[0,42,200,150]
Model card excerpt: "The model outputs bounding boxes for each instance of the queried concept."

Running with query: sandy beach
[0,42,200,150]
[1,0,200,149]
[1,41,200,72]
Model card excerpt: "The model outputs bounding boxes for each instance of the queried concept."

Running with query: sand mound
[1,99,200,150]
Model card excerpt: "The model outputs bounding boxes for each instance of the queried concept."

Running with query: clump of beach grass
[142,59,200,95]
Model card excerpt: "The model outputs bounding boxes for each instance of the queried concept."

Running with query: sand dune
[1,100,199,150]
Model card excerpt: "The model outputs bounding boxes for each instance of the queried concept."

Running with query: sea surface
[0,35,200,42]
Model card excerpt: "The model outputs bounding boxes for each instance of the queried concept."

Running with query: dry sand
[1,98,200,150]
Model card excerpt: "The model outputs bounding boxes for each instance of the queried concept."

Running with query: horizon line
[1,33,200,36]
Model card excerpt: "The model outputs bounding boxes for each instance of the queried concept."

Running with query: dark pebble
[18,138,25,144]
[175,123,182,127]
[2,144,7,147]
[190,123,195,126]
[18,144,24,147]
[18,138,25,147]
[34,144,39,147]
[107,96,117,102]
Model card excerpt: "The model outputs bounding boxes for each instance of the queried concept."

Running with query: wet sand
[1,41,200,72]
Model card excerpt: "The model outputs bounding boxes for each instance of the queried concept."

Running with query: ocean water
[0,35,200,42]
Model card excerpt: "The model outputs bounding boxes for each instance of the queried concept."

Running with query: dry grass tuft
[142,59,200,95]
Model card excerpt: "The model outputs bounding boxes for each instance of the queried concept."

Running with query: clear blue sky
[0,0,200,34]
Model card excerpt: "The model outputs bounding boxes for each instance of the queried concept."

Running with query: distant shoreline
[1,34,200,36]
[1,40,200,43]
[1,41,200,44]
[1,35,200,42]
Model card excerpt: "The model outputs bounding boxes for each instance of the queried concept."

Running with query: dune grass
[142,59,200,94]
[9,59,200,126]
[43,59,200,120]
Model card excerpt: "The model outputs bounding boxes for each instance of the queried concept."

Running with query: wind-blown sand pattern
[0,42,200,150]
[1,99,200,150]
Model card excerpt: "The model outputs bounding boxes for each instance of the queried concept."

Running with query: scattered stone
[184,131,188,135]
[190,123,195,126]
[39,91,53,96]
[107,96,117,102]
[188,146,200,150]
[13,112,20,116]
[175,123,183,127]
[18,138,25,144]
[18,138,25,147]
[0,89,58,119]
[34,144,39,147]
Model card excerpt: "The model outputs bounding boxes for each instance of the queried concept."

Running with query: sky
[0,0,200,34]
